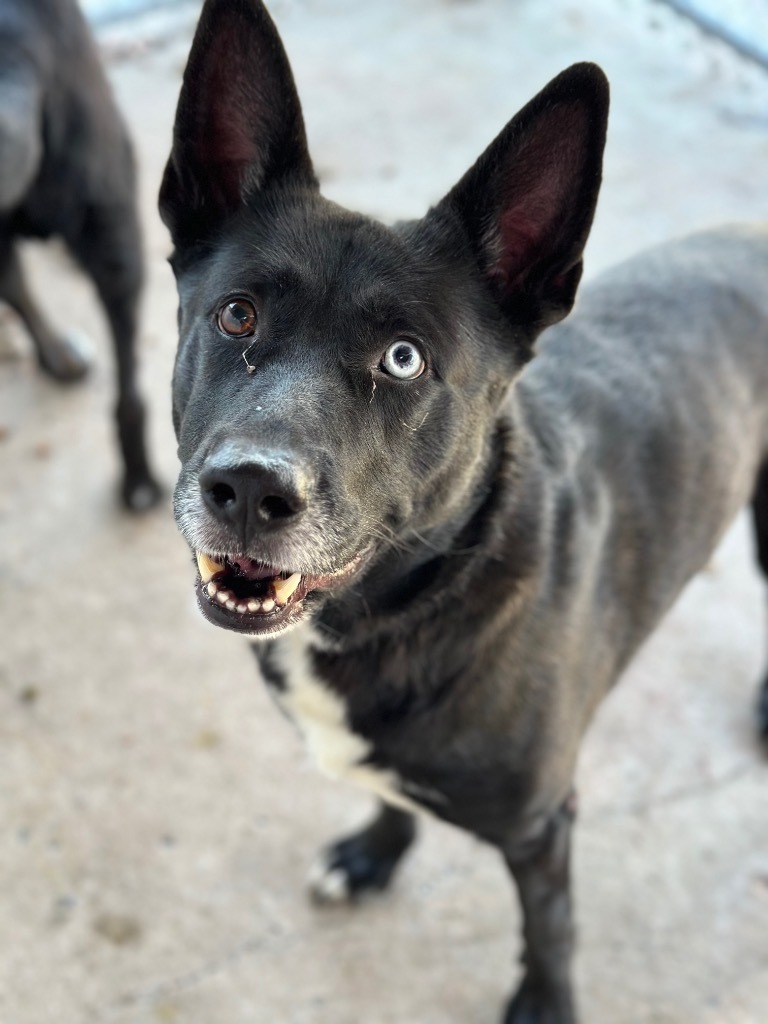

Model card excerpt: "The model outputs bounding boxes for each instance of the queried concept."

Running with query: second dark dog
[0,0,159,509]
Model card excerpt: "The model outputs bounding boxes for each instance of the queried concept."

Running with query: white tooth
[197,552,225,583]
[207,582,218,597]
[236,603,247,614]
[273,572,301,605]
[261,598,275,613]
[217,591,228,605]
[226,600,236,611]
[247,600,260,613]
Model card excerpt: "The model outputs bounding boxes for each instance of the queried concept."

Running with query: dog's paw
[308,857,355,904]
[121,475,163,513]
[308,834,404,905]
[37,330,93,382]
[503,976,576,1024]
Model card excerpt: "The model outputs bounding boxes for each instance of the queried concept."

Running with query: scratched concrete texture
[0,1,767,1022]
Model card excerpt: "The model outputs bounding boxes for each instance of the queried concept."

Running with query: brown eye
[217,298,257,337]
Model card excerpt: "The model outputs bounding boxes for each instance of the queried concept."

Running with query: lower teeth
[206,582,288,615]
[197,552,303,615]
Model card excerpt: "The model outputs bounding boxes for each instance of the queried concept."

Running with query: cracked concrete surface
[0,1,767,1022]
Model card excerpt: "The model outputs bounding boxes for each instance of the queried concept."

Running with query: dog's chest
[262,626,425,814]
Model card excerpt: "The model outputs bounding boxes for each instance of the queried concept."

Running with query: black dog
[0,0,159,510]
[160,1,768,1020]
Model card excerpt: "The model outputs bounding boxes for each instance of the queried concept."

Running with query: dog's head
[159,0,608,639]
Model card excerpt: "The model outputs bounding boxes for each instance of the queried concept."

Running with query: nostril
[209,481,237,509]
[199,449,311,530]
[259,494,301,521]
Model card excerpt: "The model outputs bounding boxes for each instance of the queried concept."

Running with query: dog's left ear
[433,63,609,331]
[159,0,316,247]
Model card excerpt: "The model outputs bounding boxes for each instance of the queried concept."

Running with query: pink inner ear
[489,210,543,290]
[188,10,282,205]
[487,103,588,291]
[195,61,264,202]
[207,97,260,166]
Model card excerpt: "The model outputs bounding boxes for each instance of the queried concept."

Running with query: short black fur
[161,3,768,1021]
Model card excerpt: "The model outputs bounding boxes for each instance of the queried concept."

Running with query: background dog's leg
[0,237,92,380]
[750,458,768,743]
[309,802,417,903]
[501,794,577,1024]
[64,203,161,511]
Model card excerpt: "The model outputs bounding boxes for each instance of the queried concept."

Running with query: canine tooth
[197,552,225,583]
[247,599,260,613]
[273,572,301,604]
[217,592,228,605]
[226,600,236,611]
[261,597,275,613]
[207,582,218,597]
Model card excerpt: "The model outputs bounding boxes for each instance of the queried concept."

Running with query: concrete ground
[1,1,767,1021]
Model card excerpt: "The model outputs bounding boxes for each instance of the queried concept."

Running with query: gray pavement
[1,1,767,1022]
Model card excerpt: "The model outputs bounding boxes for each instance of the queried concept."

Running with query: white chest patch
[268,625,428,816]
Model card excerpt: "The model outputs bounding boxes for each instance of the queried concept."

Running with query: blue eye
[381,340,425,380]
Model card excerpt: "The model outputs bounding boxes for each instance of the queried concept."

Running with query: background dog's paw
[37,330,93,382]
[503,976,576,1024]
[308,834,404,904]
[121,475,163,513]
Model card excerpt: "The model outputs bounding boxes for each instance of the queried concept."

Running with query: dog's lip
[192,548,370,637]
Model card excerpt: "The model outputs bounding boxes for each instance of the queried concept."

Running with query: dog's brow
[353,286,424,325]
[272,265,306,291]
[248,253,415,325]
[355,290,399,318]
[240,247,306,290]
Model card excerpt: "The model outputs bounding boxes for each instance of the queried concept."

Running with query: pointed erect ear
[159,0,317,246]
[436,63,609,330]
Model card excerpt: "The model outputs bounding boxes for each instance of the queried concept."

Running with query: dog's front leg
[500,793,578,1024]
[309,801,417,904]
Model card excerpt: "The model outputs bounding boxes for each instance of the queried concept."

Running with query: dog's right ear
[159,0,316,246]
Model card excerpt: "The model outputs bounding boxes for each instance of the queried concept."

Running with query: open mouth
[193,550,365,636]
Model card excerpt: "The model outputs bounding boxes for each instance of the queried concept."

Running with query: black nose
[199,446,311,537]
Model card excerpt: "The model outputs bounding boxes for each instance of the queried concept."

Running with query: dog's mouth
[193,550,366,636]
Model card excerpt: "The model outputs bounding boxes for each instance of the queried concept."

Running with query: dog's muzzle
[183,440,370,637]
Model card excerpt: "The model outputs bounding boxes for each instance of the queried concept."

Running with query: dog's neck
[312,417,538,650]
